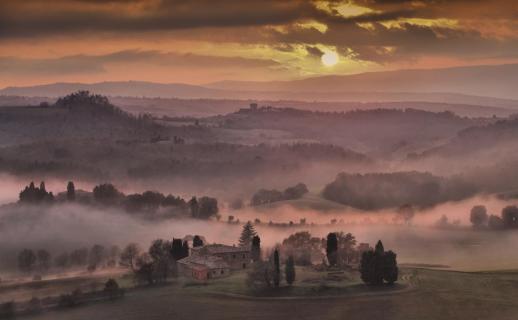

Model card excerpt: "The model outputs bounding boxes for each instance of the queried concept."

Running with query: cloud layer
[0,0,517,86]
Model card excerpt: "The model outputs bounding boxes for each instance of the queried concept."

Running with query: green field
[18,267,518,320]
[252,193,350,212]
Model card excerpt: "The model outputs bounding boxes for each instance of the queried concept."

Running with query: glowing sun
[321,51,339,67]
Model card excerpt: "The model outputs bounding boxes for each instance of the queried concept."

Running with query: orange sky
[0,0,517,87]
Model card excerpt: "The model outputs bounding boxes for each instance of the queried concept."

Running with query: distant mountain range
[206,63,518,98]
[2,63,518,109]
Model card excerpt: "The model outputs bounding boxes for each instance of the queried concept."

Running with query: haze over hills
[0,81,226,99]
[1,96,514,118]
[2,64,518,111]
[206,63,518,99]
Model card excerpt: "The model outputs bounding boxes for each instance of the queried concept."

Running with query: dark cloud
[305,46,325,58]
[269,18,518,63]
[0,0,321,38]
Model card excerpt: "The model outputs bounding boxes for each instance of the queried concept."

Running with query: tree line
[17,244,122,275]
[250,183,308,206]
[470,205,518,230]
[18,181,219,219]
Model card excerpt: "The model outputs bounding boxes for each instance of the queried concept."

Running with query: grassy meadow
[5,266,517,320]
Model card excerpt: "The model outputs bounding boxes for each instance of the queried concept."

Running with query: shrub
[104,278,122,299]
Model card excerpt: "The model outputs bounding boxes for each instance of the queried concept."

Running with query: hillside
[251,193,349,212]
[4,63,518,108]
[209,106,480,155]
[0,92,165,147]
[1,96,515,118]
[415,119,518,160]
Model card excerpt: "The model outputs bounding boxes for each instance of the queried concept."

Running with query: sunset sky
[1,0,517,87]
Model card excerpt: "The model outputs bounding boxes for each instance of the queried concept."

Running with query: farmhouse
[178,244,251,280]
[191,244,251,270]
[177,254,230,281]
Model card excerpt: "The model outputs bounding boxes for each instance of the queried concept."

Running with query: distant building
[179,244,251,281]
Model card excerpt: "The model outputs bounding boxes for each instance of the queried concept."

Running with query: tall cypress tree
[251,235,261,262]
[171,238,184,261]
[383,250,398,285]
[67,181,76,201]
[285,255,295,285]
[273,249,280,288]
[373,240,385,285]
[326,233,338,266]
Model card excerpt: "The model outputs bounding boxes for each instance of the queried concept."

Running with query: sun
[321,51,339,67]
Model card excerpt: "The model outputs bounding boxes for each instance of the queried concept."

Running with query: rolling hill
[3,64,518,110]
[206,63,518,100]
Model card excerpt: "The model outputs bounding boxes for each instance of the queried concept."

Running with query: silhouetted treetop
[19,181,54,204]
[55,91,111,110]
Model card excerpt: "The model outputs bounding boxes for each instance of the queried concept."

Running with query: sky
[0,0,517,87]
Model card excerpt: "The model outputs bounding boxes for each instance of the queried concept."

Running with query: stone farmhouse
[178,244,251,281]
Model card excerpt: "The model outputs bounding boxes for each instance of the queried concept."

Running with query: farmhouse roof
[192,244,250,255]
[178,254,229,270]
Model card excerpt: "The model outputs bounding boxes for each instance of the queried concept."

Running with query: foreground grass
[181,266,392,298]
[17,268,518,320]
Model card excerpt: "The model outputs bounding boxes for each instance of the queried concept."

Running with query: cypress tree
[285,255,295,285]
[251,235,261,262]
[171,239,184,260]
[67,181,76,201]
[273,249,280,287]
[383,250,398,285]
[326,233,338,266]
[373,240,385,285]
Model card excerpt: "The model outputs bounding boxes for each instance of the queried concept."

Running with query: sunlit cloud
[0,0,517,86]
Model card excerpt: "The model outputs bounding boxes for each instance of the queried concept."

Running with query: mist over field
[1,183,517,272]
[3,94,518,275]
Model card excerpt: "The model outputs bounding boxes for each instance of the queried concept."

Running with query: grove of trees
[250,183,308,206]
[246,246,295,290]
[19,182,54,204]
[470,205,518,230]
[16,181,220,221]
[323,172,476,210]
[360,241,398,285]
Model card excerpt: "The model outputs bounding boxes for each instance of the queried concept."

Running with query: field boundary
[202,283,413,301]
